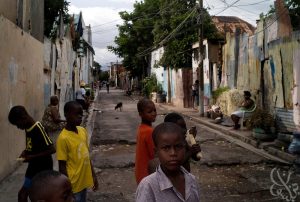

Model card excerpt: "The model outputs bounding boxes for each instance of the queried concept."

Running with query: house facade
[150,47,193,107]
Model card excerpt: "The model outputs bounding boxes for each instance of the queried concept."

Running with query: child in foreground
[136,122,200,201]
[29,170,74,202]
[135,98,157,184]
[148,112,201,173]
[8,106,55,202]
[56,101,98,202]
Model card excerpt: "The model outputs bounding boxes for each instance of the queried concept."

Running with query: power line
[159,7,197,46]
[91,1,178,28]
[213,0,241,16]
[236,0,271,7]
[136,7,197,58]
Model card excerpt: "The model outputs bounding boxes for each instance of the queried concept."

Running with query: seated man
[231,91,255,129]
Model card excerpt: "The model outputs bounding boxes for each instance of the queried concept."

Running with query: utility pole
[197,0,205,116]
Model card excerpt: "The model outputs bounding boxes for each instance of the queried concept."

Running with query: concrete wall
[55,37,76,115]
[172,69,184,107]
[0,16,44,181]
[30,0,44,42]
[293,42,300,130]
[0,0,44,42]
[0,0,17,23]
[150,47,165,89]
[220,27,299,118]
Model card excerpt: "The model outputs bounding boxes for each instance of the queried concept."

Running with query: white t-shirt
[76,88,85,100]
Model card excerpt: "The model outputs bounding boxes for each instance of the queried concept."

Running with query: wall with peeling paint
[220,25,299,127]
[0,1,17,23]
[291,33,300,130]
[0,16,44,181]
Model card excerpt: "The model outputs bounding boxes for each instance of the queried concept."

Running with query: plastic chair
[240,104,257,130]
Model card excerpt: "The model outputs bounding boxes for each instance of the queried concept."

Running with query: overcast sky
[68,0,274,69]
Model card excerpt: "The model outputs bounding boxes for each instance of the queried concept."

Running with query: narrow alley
[87,89,300,202]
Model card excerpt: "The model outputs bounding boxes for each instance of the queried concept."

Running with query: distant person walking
[106,82,109,94]
[192,80,199,108]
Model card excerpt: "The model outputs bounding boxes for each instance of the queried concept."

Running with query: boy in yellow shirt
[56,101,98,202]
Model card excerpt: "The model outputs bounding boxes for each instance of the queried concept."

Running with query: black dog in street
[115,102,123,111]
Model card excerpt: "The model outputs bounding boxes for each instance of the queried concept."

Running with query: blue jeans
[74,189,87,202]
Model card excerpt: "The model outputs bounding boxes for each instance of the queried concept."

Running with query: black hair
[164,112,184,123]
[244,91,251,97]
[152,122,185,146]
[8,105,29,124]
[64,101,81,114]
[137,98,153,113]
[29,170,63,201]
[50,95,58,105]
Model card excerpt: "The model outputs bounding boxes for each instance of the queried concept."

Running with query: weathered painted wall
[55,37,76,116]
[172,69,184,107]
[293,40,300,130]
[221,27,298,119]
[150,47,165,88]
[236,33,261,93]
[30,0,44,42]
[222,32,237,88]
[0,0,44,42]
[0,0,17,23]
[0,16,44,181]
[222,19,300,122]
[265,37,295,112]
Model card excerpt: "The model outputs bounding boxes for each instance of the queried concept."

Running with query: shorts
[231,110,252,118]
[23,177,32,188]
[74,189,87,202]
[192,90,197,97]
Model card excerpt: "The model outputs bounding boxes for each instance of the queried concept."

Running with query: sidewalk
[0,99,95,202]
[157,102,297,165]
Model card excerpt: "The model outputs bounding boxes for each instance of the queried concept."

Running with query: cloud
[68,0,273,69]
[68,4,129,68]
[204,0,273,25]
[68,0,136,10]
[94,47,121,69]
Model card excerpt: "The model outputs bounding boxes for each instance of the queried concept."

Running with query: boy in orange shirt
[135,98,157,184]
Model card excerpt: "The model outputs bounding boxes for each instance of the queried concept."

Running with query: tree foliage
[267,0,300,30]
[108,0,160,78]
[44,0,70,37]
[153,0,221,68]
[109,0,220,77]
[286,0,300,30]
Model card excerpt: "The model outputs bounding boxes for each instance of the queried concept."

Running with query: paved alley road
[88,89,300,202]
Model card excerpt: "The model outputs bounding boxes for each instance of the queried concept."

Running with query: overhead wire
[212,0,241,16]
[91,7,194,33]
[91,0,178,29]
[136,7,197,58]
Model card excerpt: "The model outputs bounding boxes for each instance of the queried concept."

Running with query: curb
[86,89,99,144]
[158,104,296,165]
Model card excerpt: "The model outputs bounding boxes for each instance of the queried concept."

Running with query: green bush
[142,74,159,98]
[212,86,230,101]
[247,108,275,132]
